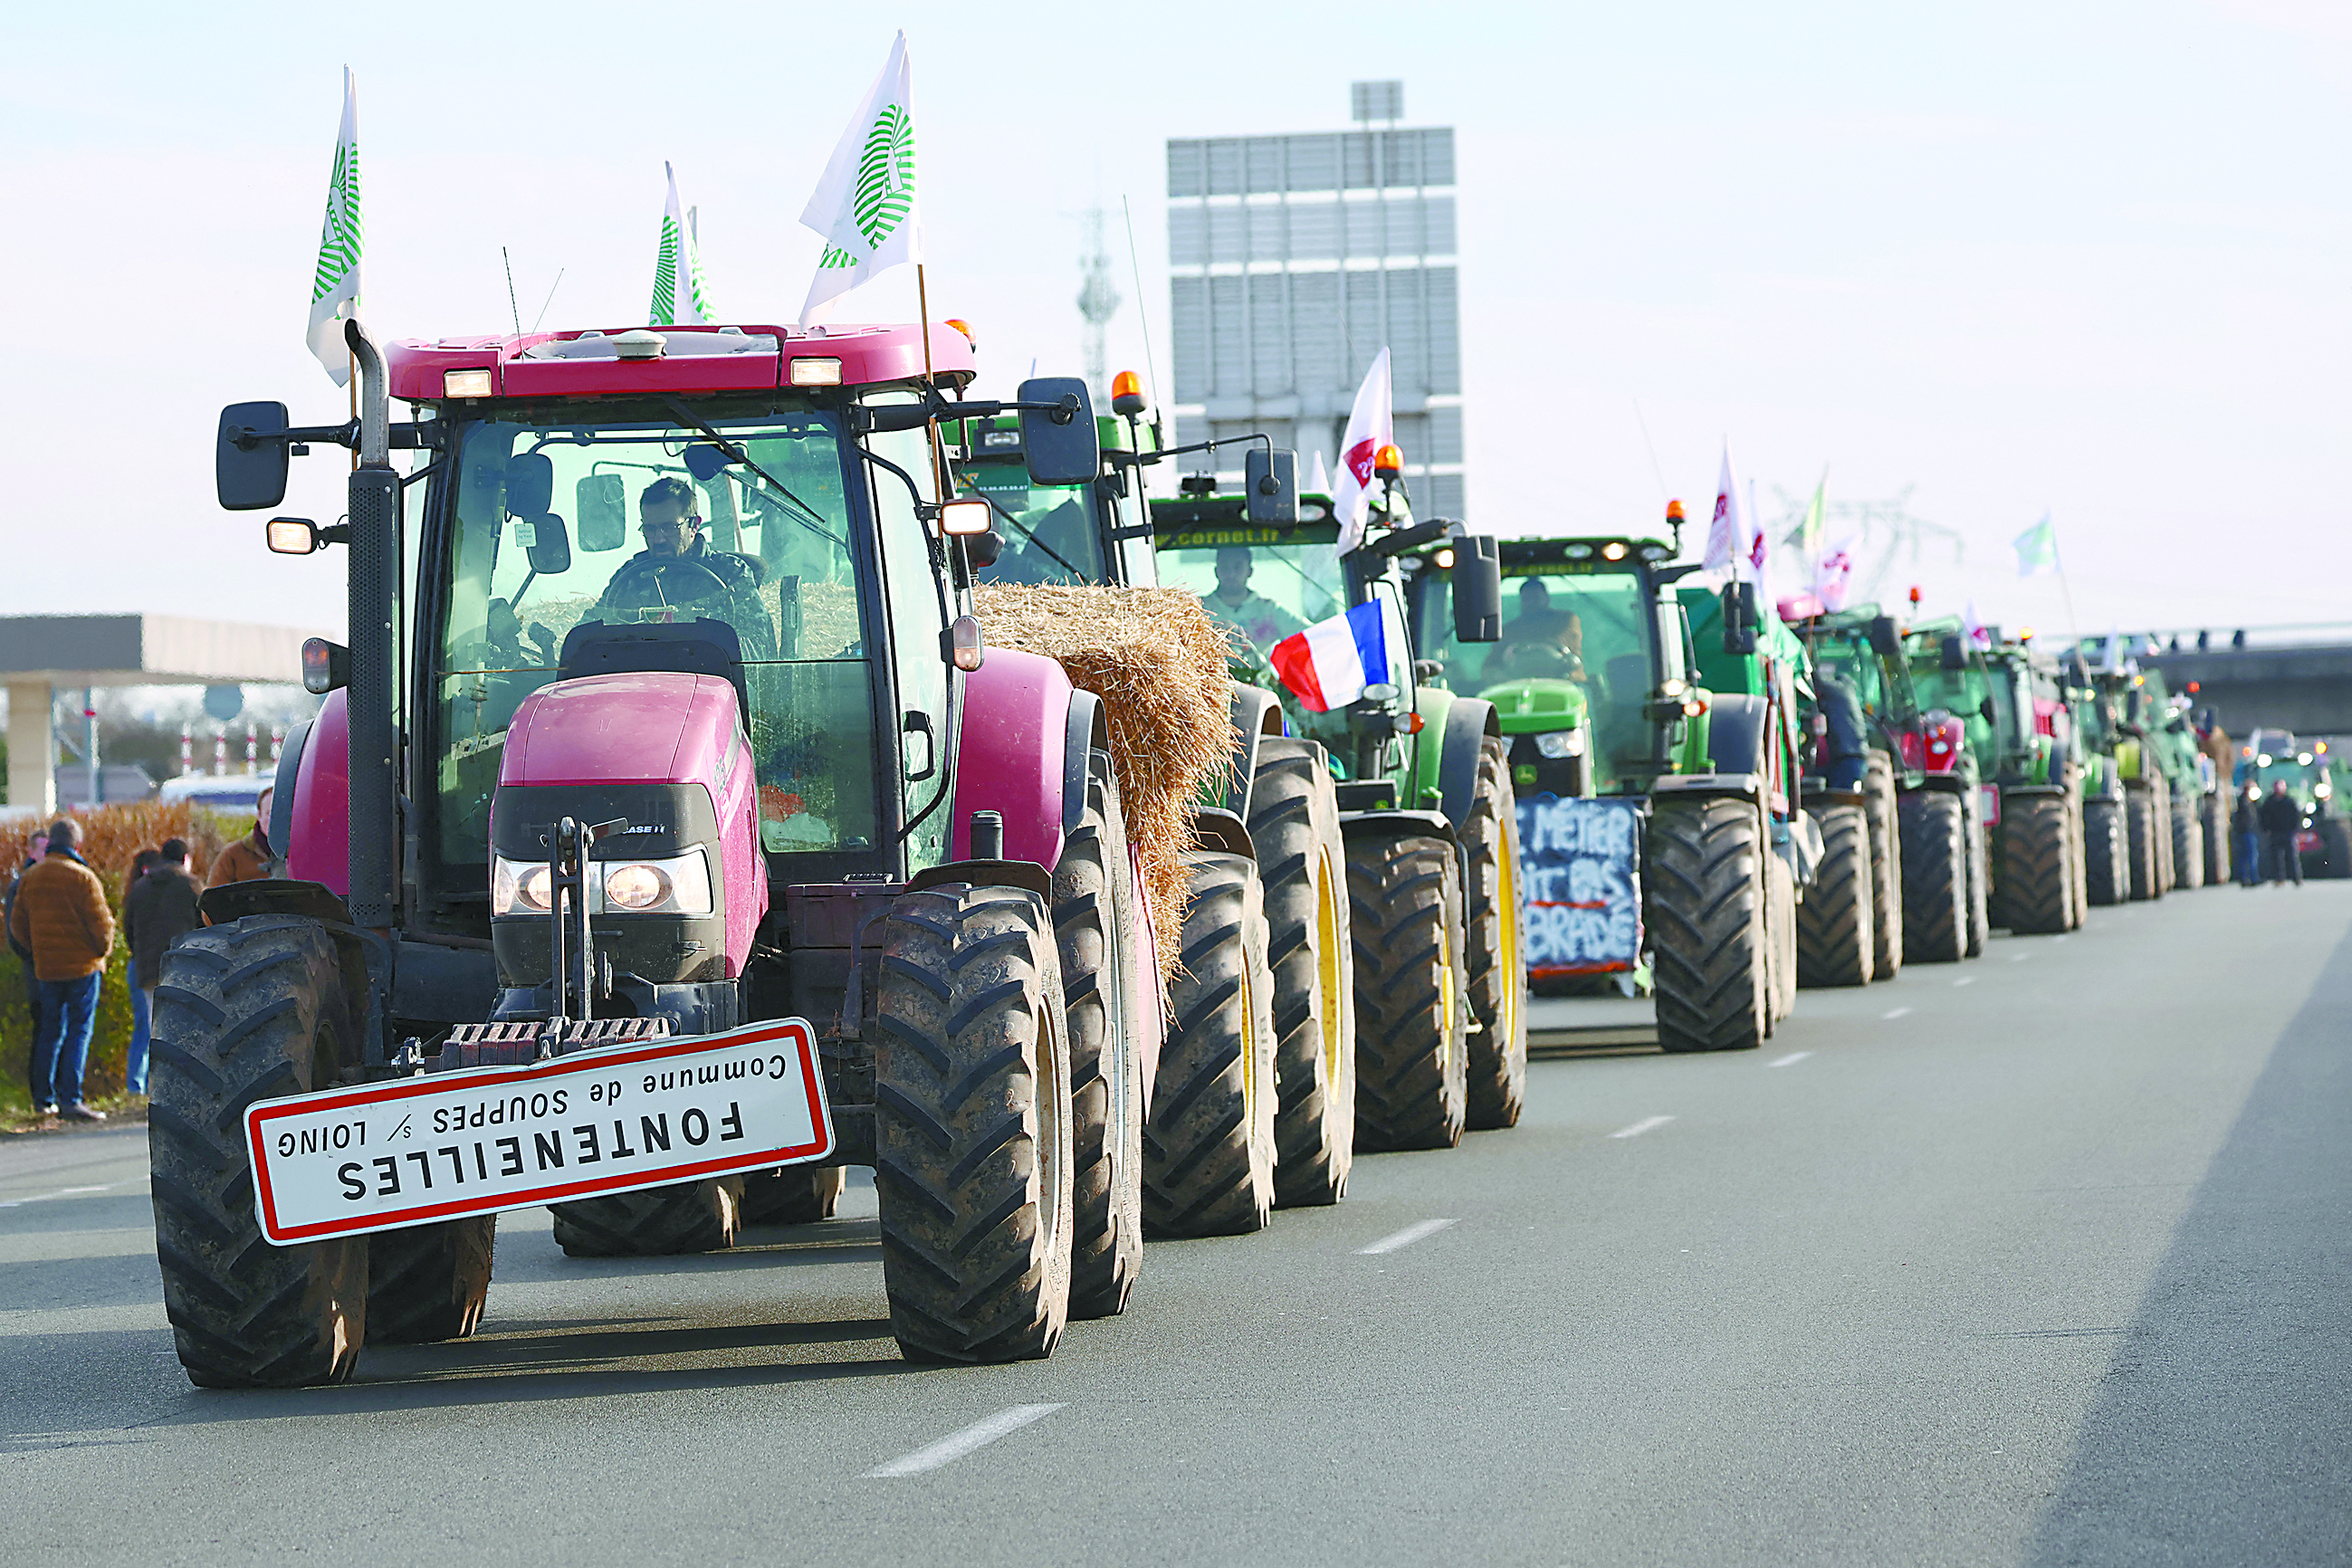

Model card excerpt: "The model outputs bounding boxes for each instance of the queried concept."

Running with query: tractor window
[1475,569,1655,792]
[958,463,1108,587]
[1155,526,1346,657]
[432,406,883,871]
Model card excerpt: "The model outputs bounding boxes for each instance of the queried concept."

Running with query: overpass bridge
[2140,636,2352,740]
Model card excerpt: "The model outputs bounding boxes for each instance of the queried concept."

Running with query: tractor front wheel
[874,882,1075,1362]
[741,1166,846,1225]
[2084,798,2128,906]
[2126,785,2164,901]
[1460,735,1528,1131]
[1248,738,1356,1206]
[1864,754,1904,979]
[1349,830,1470,1147]
[2171,792,2207,891]
[1056,763,1147,1317]
[1898,791,1967,963]
[2001,793,2071,935]
[368,1219,495,1344]
[1796,802,1873,987]
[149,916,369,1388]
[1649,795,1769,1053]
[551,1177,745,1257]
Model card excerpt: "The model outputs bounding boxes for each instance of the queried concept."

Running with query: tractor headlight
[491,848,713,917]
[1535,730,1586,760]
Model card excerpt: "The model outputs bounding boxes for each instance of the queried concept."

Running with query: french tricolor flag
[1270,601,1387,712]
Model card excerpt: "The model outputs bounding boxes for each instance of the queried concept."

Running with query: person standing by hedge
[207,788,275,886]
[5,835,50,1059]
[9,820,115,1123]
[123,841,203,1097]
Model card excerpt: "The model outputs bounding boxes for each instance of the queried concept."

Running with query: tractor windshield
[1455,566,1655,790]
[1154,522,1347,657]
[433,404,887,868]
[959,464,1105,587]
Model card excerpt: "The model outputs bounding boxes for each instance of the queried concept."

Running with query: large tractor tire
[1863,754,1904,979]
[1766,831,1799,1027]
[1898,791,1968,963]
[2084,797,2128,906]
[1349,830,1471,1146]
[1649,795,1769,1053]
[1056,764,1146,1318]
[2200,791,2230,886]
[1247,738,1355,1206]
[2170,795,2206,892]
[1460,734,1528,1132]
[1796,802,1873,987]
[148,916,369,1388]
[741,1166,846,1225]
[551,1176,745,1257]
[368,1219,495,1344]
[1962,795,1992,959]
[1144,851,1277,1236]
[2125,785,2163,901]
[2319,817,2352,879]
[874,881,1075,1363]
[2064,791,2089,929]
[2001,793,2072,934]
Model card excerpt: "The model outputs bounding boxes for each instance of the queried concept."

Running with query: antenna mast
[1076,203,1123,403]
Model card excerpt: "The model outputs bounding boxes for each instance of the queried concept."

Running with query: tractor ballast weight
[158,318,1171,1384]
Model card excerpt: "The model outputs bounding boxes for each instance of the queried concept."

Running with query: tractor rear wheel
[2320,817,2352,879]
[1766,828,1798,1026]
[1649,795,1768,1053]
[1962,794,1991,958]
[551,1177,745,1257]
[1898,791,1967,963]
[148,916,368,1388]
[1056,763,1146,1318]
[1864,755,1904,979]
[1796,803,1872,987]
[874,882,1075,1362]
[368,1219,495,1343]
[741,1166,845,1225]
[2002,794,2071,934]
[2126,786,2163,901]
[2084,797,2128,906]
[1144,851,1277,1235]
[1349,830,1470,1146]
[2171,793,2206,891]
[2064,789,2089,928]
[2201,791,2229,886]
[1460,734,1528,1131]
[1248,738,1355,1205]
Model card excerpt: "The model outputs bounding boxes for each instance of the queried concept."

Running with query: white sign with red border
[245,1018,831,1246]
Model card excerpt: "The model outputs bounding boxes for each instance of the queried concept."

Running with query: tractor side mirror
[1244,447,1298,526]
[1452,536,1503,644]
[1940,635,1966,671]
[1016,377,1100,485]
[576,474,628,551]
[217,401,292,511]
[520,513,571,576]
[1979,695,1996,724]
[682,443,733,484]
[504,454,554,516]
[1867,615,1901,658]
[964,528,1005,569]
[1722,582,1759,656]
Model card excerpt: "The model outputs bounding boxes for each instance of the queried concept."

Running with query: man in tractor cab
[1203,545,1305,653]
[598,477,773,656]
[1490,580,1584,681]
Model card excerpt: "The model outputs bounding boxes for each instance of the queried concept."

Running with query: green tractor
[2058,649,2137,906]
[1894,618,2000,961]
[1409,514,1815,1054]
[1149,474,1530,1144]
[2230,728,2352,880]
[2115,664,2216,892]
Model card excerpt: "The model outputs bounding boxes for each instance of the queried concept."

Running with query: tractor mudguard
[1192,806,1254,861]
[2002,783,2070,799]
[1219,683,1286,817]
[1434,695,1501,830]
[1651,772,1764,800]
[1338,808,1457,846]
[1704,693,1769,776]
[949,645,1084,869]
[906,860,1056,901]
[283,687,351,894]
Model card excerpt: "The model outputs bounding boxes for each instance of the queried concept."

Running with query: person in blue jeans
[8,820,117,1123]
[122,839,202,1097]
[121,849,161,1095]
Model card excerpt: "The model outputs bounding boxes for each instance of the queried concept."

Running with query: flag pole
[348,346,359,473]
[915,262,950,501]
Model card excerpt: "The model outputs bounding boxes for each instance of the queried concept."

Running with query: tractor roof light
[789,356,843,386]
[2259,753,2274,767]
[936,498,992,537]
[1666,499,1686,523]
[1601,540,1629,561]
[1374,444,1403,480]
[2299,752,2314,766]
[267,518,320,556]
[1111,368,1148,417]
[1433,547,1456,569]
[1564,542,1595,560]
[613,329,667,361]
[943,318,977,349]
[442,368,493,399]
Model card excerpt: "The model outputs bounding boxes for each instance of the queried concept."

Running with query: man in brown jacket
[207,787,275,886]
[9,820,116,1122]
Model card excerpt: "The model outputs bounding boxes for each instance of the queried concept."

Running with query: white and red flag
[1815,533,1860,613]
[1701,443,1745,577]
[1333,348,1393,554]
[1962,600,1993,651]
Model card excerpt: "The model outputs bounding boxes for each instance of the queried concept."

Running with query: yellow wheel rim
[1496,834,1521,1050]
[1238,941,1258,1132]
[1438,947,1457,1070]
[1314,846,1343,1086]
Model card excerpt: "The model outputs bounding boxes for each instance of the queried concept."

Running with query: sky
[2,0,2346,647]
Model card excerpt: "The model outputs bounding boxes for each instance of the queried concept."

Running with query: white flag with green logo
[2013,512,2060,578]
[304,68,363,387]
[797,32,919,325]
[650,162,715,327]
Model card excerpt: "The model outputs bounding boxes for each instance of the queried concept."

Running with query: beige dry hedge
[975,584,1235,989]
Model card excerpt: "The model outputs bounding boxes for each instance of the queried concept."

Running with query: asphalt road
[7,881,2349,1566]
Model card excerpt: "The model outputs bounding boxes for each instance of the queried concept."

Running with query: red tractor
[158,319,1162,1382]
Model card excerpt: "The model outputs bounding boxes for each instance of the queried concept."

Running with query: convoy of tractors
[150,294,2280,1390]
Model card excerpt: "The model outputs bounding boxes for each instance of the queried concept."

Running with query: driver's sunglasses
[638,517,699,536]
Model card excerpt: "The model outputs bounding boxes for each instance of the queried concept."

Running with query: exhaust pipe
[342,318,399,927]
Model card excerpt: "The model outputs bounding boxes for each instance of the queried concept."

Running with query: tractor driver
[1202,546,1306,654]
[1490,579,1584,680]
[598,477,774,655]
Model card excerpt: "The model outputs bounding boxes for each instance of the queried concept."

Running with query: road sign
[244,1018,830,1246]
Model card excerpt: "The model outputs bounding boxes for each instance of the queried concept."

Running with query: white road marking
[2010,953,2033,961]
[0,1182,116,1209]
[1609,1115,1676,1140]
[865,1404,1066,1477]
[1882,1007,1914,1019]
[1767,1051,1812,1067]
[1953,976,1977,987]
[1357,1218,1458,1255]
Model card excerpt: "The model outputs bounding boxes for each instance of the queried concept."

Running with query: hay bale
[975,584,1234,988]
